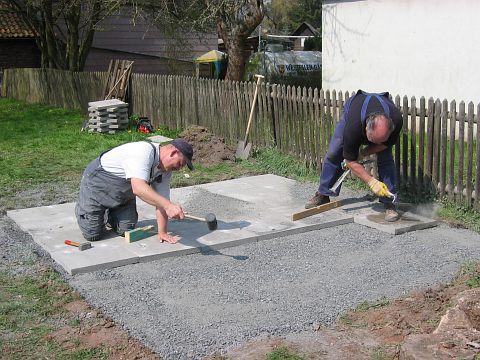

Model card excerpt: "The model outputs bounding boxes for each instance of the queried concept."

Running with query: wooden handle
[184,214,205,222]
[64,240,80,247]
[243,75,264,144]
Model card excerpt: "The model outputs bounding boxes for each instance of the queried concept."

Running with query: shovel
[235,74,264,159]
[329,159,377,193]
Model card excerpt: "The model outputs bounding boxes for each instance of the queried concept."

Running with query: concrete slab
[148,135,172,144]
[354,204,439,235]
[6,175,438,274]
[87,99,127,110]
[7,203,140,274]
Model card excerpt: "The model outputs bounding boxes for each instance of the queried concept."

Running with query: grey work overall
[75,142,157,241]
[317,91,397,203]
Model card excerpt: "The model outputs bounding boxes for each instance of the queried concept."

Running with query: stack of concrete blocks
[87,99,129,134]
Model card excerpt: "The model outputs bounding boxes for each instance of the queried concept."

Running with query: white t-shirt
[100,141,171,199]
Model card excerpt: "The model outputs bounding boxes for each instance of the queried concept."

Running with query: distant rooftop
[291,22,319,37]
[0,0,37,38]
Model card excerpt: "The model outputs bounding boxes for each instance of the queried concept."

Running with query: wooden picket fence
[3,68,479,208]
[3,68,107,110]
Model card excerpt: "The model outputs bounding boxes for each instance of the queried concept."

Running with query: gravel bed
[67,222,480,359]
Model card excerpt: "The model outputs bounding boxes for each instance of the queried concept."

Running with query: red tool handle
[64,240,80,247]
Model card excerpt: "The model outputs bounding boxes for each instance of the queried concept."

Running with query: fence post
[393,95,400,185]
[476,103,480,209]
[466,102,474,207]
[448,100,457,201]
[271,84,279,147]
[439,99,448,197]
[313,88,320,169]
[331,89,337,127]
[424,98,434,192]
[410,96,417,194]
[285,85,293,155]
[432,99,442,191]
[402,96,409,187]
[325,90,332,158]
[319,90,326,168]
[300,86,307,162]
[306,87,314,167]
[457,101,465,205]
[257,81,265,147]
[418,97,426,193]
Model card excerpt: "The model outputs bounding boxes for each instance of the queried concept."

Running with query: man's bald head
[365,112,394,144]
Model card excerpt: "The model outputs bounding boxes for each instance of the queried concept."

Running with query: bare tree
[139,0,264,80]
[11,0,265,78]
[7,0,125,71]
[265,0,298,34]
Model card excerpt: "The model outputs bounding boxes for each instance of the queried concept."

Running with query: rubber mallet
[184,213,218,231]
[64,240,92,251]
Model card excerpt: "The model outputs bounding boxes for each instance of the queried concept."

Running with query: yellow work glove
[367,178,392,198]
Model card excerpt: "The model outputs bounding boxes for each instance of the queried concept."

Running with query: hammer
[64,239,92,251]
[184,213,218,231]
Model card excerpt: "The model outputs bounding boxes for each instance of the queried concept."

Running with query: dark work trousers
[317,92,397,203]
[75,157,138,241]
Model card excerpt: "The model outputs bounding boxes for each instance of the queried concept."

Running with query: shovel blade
[329,169,350,194]
[235,141,252,160]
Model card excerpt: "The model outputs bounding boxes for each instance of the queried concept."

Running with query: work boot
[83,235,101,241]
[106,212,124,236]
[305,192,330,209]
[384,203,400,222]
[106,221,125,237]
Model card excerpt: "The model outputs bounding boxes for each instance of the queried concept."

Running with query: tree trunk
[65,4,81,71]
[223,39,245,81]
[216,0,264,81]
[78,1,102,71]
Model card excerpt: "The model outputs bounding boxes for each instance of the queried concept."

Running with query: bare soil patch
[0,260,161,360]
[180,125,235,167]
[46,296,160,359]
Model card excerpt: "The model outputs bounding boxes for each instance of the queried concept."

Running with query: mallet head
[64,239,92,251]
[205,213,218,231]
[78,242,92,251]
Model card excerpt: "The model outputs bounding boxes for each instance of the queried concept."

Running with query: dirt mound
[401,288,480,359]
[179,125,235,167]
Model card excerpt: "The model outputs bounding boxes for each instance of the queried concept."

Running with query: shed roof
[194,50,226,63]
[291,22,319,37]
[0,0,37,38]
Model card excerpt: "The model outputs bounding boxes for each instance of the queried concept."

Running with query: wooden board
[291,199,345,221]
[125,225,156,243]
[103,59,134,102]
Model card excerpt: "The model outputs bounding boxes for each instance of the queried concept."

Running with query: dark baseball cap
[171,138,194,170]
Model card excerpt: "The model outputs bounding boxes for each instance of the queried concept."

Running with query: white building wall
[322,0,480,104]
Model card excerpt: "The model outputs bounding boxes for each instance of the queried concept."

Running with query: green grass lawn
[0,98,174,194]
